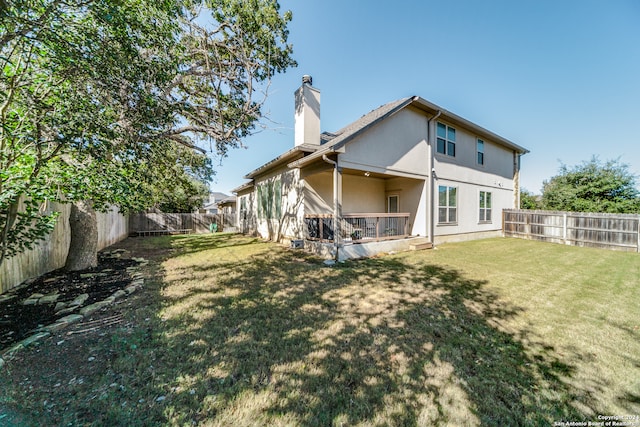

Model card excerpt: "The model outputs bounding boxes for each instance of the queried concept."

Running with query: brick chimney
[294,75,320,147]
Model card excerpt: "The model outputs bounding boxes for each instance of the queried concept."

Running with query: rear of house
[234,76,528,259]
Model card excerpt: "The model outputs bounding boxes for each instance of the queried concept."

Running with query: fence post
[563,213,568,245]
[637,216,640,253]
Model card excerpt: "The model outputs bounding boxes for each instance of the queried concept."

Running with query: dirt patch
[0,237,167,425]
[0,250,140,352]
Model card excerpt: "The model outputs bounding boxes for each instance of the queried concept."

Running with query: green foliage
[0,0,295,263]
[541,157,640,213]
[519,188,540,210]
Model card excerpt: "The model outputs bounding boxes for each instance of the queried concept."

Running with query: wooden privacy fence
[129,212,233,235]
[503,209,640,252]
[1,204,129,294]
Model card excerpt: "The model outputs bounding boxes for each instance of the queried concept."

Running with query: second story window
[437,122,456,157]
[477,139,485,165]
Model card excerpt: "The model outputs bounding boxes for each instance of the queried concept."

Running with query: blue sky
[210,0,640,196]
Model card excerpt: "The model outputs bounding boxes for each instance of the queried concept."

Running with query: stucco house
[199,192,229,214]
[233,76,529,260]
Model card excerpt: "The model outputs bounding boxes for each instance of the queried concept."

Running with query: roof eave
[244,145,318,179]
[232,181,254,194]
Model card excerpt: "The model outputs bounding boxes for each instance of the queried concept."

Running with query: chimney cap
[302,75,312,85]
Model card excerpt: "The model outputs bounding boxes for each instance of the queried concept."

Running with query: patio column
[322,154,342,260]
[333,157,343,259]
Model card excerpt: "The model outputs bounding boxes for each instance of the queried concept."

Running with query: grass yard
[1,234,639,426]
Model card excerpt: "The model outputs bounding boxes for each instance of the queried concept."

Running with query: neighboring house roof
[210,192,229,202]
[289,96,529,169]
[202,192,229,210]
[218,196,237,206]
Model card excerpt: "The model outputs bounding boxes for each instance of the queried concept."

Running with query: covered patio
[298,161,429,259]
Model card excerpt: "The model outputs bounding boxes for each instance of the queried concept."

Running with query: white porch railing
[305,213,410,243]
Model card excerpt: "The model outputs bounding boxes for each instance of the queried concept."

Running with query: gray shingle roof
[319,97,413,149]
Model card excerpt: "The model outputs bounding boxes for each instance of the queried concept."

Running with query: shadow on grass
[139,234,598,426]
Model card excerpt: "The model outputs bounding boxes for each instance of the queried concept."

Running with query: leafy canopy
[0,0,296,263]
[541,157,640,213]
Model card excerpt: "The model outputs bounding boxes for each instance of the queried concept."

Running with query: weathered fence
[129,212,231,235]
[503,209,640,252]
[1,204,129,294]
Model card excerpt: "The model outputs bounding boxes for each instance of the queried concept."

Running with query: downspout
[322,154,340,261]
[427,110,442,247]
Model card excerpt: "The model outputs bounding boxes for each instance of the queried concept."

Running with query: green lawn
[3,234,640,426]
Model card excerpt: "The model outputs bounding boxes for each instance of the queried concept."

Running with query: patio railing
[305,213,410,243]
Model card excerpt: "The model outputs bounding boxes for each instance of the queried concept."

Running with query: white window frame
[479,190,492,223]
[387,195,399,213]
[436,122,456,157]
[477,139,485,166]
[438,185,457,224]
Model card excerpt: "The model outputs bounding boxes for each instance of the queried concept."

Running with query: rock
[19,332,50,347]
[29,293,44,298]
[54,302,68,312]
[56,305,79,316]
[55,306,79,316]
[69,293,89,307]
[22,298,39,306]
[0,294,15,303]
[43,322,68,332]
[39,293,60,304]
[323,259,336,266]
[2,342,24,358]
[125,283,142,295]
[111,290,127,300]
[53,314,85,329]
[79,300,111,316]
[0,357,5,370]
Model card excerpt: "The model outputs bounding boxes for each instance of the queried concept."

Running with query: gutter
[427,110,442,247]
[322,154,340,261]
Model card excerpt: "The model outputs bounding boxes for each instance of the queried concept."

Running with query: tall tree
[0,0,296,269]
[541,157,640,213]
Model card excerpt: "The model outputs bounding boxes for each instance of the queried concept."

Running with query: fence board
[1,203,129,294]
[503,209,640,252]
[129,212,222,234]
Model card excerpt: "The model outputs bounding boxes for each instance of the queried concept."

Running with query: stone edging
[0,256,148,371]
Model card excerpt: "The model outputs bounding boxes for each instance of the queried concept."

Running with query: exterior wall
[252,166,304,241]
[433,117,515,184]
[303,170,333,215]
[385,177,428,237]
[434,178,513,237]
[338,107,430,179]
[342,175,385,213]
[237,189,257,235]
[432,116,517,240]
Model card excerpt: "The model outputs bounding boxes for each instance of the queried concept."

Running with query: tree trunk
[65,200,98,271]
